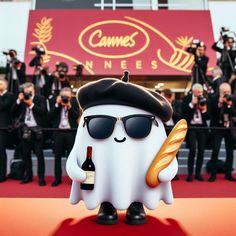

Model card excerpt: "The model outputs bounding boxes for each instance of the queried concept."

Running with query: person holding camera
[187,40,209,86]
[45,62,70,98]
[29,46,47,95]
[212,27,236,82]
[4,49,26,94]
[0,77,15,182]
[208,83,236,182]
[11,82,47,186]
[48,87,79,186]
[182,83,209,182]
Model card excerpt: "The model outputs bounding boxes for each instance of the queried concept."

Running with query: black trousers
[0,131,8,179]
[53,131,75,181]
[187,127,206,176]
[22,131,45,179]
[210,129,234,176]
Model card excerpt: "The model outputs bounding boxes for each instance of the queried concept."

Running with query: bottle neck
[86,146,92,159]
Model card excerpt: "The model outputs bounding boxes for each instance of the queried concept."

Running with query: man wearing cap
[45,62,70,98]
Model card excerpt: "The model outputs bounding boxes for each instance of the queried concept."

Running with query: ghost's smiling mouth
[114,137,126,143]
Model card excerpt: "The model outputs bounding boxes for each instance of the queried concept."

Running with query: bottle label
[83,171,95,184]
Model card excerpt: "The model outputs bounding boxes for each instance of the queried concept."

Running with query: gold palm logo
[30,17,94,74]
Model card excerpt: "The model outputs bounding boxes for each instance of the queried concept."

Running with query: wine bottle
[80,146,95,190]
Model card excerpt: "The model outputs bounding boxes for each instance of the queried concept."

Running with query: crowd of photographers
[0,46,81,186]
[1,27,236,186]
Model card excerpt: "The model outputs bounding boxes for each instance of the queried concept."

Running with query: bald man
[209,83,236,181]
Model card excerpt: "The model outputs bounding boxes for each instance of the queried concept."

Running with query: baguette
[146,119,187,188]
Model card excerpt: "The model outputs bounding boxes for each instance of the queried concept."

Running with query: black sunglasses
[83,114,158,139]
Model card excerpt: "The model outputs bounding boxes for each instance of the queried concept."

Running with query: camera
[22,127,32,141]
[198,95,207,106]
[220,27,236,43]
[224,94,233,102]
[192,39,205,48]
[23,92,32,100]
[3,50,16,58]
[61,95,69,104]
[73,64,84,76]
[31,46,45,56]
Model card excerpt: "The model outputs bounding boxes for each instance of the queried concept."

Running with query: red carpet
[0,174,236,198]
[0,198,236,236]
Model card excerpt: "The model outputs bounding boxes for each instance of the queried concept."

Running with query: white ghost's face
[67,104,178,210]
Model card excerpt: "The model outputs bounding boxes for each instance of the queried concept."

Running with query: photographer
[45,62,70,98]
[212,27,236,82]
[187,40,209,85]
[29,46,46,95]
[48,87,79,186]
[4,49,26,94]
[0,77,15,182]
[11,82,47,186]
[208,83,236,182]
[182,83,209,182]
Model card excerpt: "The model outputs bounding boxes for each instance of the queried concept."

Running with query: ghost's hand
[66,149,86,183]
[158,158,178,183]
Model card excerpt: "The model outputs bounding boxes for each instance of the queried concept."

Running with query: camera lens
[23,92,31,100]
[61,96,69,104]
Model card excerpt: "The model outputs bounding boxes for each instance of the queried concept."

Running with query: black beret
[77,77,172,122]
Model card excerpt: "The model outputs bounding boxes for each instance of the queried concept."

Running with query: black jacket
[209,94,236,127]
[210,76,226,95]
[48,97,80,128]
[182,94,209,126]
[212,42,236,80]
[44,75,70,98]
[5,60,26,85]
[0,91,16,127]
[186,47,209,85]
[11,95,47,127]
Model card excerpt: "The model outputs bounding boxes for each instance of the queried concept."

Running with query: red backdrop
[25,10,216,75]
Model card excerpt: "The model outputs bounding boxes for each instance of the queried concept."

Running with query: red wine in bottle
[81,146,95,190]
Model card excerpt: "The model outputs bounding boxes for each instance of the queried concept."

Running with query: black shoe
[21,177,33,184]
[125,202,147,225]
[51,180,61,187]
[173,175,179,181]
[225,175,236,182]
[39,178,46,186]
[96,202,118,225]
[195,175,204,181]
[208,175,216,182]
[186,175,193,182]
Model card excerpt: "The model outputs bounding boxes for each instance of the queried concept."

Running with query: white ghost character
[66,76,186,225]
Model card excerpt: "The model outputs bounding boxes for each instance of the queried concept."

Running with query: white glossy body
[66,105,178,210]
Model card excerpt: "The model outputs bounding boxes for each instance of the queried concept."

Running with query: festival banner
[25,10,216,75]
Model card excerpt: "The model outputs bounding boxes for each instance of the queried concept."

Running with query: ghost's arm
[158,157,178,183]
[69,181,81,204]
[66,147,86,182]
